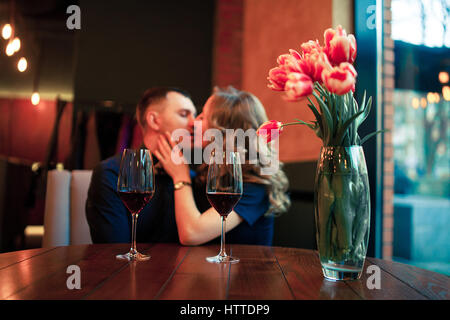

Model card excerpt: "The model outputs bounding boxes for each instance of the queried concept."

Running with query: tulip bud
[256,120,283,143]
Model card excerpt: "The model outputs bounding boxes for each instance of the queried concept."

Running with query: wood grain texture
[272,247,360,300]
[0,244,447,300]
[0,245,91,299]
[367,257,450,300]
[0,247,56,270]
[86,243,188,300]
[227,245,294,300]
[345,259,428,300]
[9,244,135,300]
[157,244,229,300]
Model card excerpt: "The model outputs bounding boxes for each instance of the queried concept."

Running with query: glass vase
[314,146,370,281]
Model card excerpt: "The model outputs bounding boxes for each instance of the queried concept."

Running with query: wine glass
[206,151,243,264]
[116,148,154,261]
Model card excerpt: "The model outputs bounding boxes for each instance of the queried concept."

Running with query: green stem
[281,122,304,128]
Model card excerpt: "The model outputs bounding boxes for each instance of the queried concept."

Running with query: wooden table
[0,243,448,300]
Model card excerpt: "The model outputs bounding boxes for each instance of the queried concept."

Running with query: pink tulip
[268,50,303,91]
[299,50,332,83]
[276,51,302,73]
[267,67,289,91]
[256,120,283,143]
[300,40,321,54]
[324,25,357,66]
[322,62,357,95]
[284,72,314,101]
[288,49,302,60]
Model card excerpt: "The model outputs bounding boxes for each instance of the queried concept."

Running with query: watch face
[175,181,190,189]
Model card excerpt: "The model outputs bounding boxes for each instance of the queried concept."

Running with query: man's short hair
[136,87,191,128]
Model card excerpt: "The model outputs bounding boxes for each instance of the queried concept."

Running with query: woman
[154,86,290,246]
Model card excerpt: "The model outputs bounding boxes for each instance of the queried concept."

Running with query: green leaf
[360,129,387,145]
[306,97,322,122]
[355,96,372,131]
[312,91,334,145]
[294,118,316,130]
[335,109,365,145]
[308,102,324,139]
[349,92,358,144]
[336,94,344,135]
[293,118,324,140]
[360,91,367,114]
[330,94,338,135]
[352,96,360,145]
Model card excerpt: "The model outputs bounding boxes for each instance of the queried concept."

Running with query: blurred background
[0,0,448,275]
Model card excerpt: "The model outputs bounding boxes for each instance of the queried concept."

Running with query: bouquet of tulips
[257,26,384,277]
[257,25,383,146]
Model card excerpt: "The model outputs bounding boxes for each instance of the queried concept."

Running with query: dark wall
[272,161,317,249]
[0,0,77,98]
[394,41,450,92]
[74,0,215,109]
[0,158,35,252]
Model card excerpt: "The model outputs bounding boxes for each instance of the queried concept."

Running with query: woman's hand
[154,132,191,183]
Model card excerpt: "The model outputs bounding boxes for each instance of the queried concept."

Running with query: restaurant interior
[0,0,448,278]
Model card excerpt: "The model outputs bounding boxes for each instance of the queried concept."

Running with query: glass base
[116,251,150,261]
[206,254,239,264]
[321,263,362,281]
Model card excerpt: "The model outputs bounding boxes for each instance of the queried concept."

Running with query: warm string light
[31,92,40,106]
[443,86,450,101]
[412,92,443,109]
[420,97,427,108]
[411,97,419,109]
[434,93,440,103]
[1,24,12,40]
[5,37,20,56]
[4,11,35,106]
[2,24,29,75]
[427,92,441,104]
[5,41,14,56]
[17,57,27,72]
[439,71,449,84]
[11,37,20,52]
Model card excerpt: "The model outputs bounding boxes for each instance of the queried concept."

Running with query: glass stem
[219,216,227,257]
[130,214,138,255]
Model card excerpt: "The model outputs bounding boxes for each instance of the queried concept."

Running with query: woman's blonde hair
[197,86,291,216]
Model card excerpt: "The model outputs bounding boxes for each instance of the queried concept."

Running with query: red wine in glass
[206,151,243,264]
[118,191,154,216]
[116,148,154,262]
[207,192,242,217]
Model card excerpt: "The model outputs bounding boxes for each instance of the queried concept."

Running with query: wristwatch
[174,181,192,190]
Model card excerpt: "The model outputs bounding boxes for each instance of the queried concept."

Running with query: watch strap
[174,181,192,190]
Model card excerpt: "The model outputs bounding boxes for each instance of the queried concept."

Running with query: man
[86,87,197,243]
